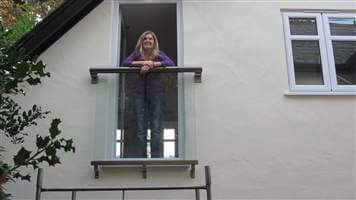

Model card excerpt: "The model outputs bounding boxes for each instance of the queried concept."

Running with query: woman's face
[142,34,155,50]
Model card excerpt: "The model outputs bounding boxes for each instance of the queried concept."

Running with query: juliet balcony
[89,66,202,178]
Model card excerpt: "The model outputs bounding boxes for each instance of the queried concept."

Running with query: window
[283,12,356,93]
[116,128,177,158]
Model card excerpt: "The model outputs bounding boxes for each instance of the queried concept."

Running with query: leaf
[14,63,29,79]
[45,146,56,157]
[22,111,28,121]
[36,135,50,149]
[13,147,31,166]
[22,174,31,181]
[53,141,61,148]
[64,139,75,152]
[13,172,31,182]
[49,118,61,139]
[26,77,41,85]
[33,60,47,77]
[47,155,60,166]
[37,156,49,163]
[29,160,39,170]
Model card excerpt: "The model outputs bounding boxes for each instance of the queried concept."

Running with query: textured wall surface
[4,0,356,199]
[183,1,355,199]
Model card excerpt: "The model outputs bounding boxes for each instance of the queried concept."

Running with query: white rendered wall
[183,0,355,199]
[4,0,356,199]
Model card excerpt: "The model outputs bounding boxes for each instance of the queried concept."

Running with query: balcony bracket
[94,165,99,179]
[90,72,98,84]
[194,72,202,83]
[190,164,196,178]
[142,164,147,179]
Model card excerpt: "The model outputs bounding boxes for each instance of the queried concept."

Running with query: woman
[122,31,175,158]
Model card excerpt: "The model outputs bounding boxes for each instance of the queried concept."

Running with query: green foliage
[0,25,50,95]
[0,146,10,200]
[0,3,73,199]
[1,0,64,28]
[0,188,11,200]
[0,18,75,198]
[9,118,75,181]
[0,96,49,144]
[6,11,37,45]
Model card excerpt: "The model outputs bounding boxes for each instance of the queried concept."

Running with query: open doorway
[117,3,178,159]
[119,4,177,64]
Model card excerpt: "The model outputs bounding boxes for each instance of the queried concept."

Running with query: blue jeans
[134,83,165,158]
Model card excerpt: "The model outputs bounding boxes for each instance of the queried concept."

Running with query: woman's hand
[153,62,161,68]
[142,61,154,68]
[138,61,162,74]
[140,65,150,74]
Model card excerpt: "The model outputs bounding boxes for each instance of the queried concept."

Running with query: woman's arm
[132,60,145,66]
[122,52,154,67]
[121,52,140,67]
[156,51,175,67]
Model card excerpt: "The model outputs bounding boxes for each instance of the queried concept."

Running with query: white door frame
[109,0,184,159]
[111,0,183,67]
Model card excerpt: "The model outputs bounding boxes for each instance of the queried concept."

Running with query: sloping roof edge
[13,0,104,57]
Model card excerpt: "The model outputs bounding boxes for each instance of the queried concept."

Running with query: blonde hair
[135,31,160,59]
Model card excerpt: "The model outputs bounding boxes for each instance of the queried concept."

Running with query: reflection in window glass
[164,142,176,158]
[116,142,121,157]
[116,129,121,140]
[147,129,151,140]
[289,18,318,35]
[147,142,151,158]
[332,41,356,85]
[292,40,324,85]
[116,129,123,158]
[164,129,175,140]
[146,129,177,158]
[329,18,356,36]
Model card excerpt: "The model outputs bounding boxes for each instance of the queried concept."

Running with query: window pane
[329,18,356,36]
[292,40,324,85]
[164,129,175,140]
[147,142,151,158]
[147,129,151,140]
[332,41,356,85]
[116,129,121,140]
[164,142,176,158]
[289,18,318,35]
[116,142,121,157]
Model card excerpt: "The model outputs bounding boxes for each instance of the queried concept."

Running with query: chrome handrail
[89,67,203,84]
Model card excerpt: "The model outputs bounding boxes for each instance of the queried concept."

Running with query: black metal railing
[35,166,212,200]
[89,66,203,84]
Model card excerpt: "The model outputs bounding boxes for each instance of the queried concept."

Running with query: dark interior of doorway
[119,4,177,64]
[118,4,178,158]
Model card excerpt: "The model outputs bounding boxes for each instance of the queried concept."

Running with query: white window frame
[282,12,356,93]
[323,13,356,92]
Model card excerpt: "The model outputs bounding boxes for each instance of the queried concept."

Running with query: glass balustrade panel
[93,72,197,160]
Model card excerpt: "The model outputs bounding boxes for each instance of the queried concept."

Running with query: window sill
[284,91,356,96]
[90,159,198,179]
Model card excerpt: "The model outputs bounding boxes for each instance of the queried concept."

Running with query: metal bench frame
[35,166,212,200]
